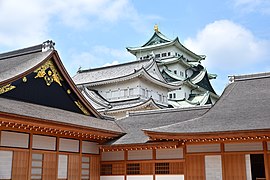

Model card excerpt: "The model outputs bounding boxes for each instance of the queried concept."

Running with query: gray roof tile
[148,72,270,133]
[109,106,210,145]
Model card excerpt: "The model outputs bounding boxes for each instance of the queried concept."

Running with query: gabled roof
[0,41,101,118]
[74,59,181,89]
[145,72,270,135]
[105,105,211,145]
[127,31,205,61]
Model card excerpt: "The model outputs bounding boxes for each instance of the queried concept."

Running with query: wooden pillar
[263,141,269,180]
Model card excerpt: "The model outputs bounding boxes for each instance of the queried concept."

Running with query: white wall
[155,175,184,180]
[245,154,252,180]
[156,148,183,159]
[127,175,153,180]
[32,135,56,150]
[102,151,124,161]
[187,144,220,153]
[101,176,124,180]
[1,131,29,148]
[224,142,263,152]
[0,151,12,179]
[205,155,222,180]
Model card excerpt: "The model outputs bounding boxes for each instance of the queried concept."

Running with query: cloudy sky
[0,0,270,94]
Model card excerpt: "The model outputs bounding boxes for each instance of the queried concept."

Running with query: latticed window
[81,156,90,180]
[155,162,169,174]
[31,153,43,180]
[127,163,140,175]
[101,164,112,175]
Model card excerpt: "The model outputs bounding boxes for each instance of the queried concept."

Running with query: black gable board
[1,59,93,116]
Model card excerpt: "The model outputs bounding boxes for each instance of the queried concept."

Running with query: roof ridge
[129,105,212,117]
[77,59,150,73]
[0,44,42,60]
[229,71,270,82]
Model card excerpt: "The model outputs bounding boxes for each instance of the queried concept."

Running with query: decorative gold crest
[0,84,16,94]
[75,101,90,115]
[34,59,63,86]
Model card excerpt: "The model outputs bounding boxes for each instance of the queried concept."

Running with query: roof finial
[154,24,159,32]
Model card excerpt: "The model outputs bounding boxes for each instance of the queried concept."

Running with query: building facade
[0,42,269,180]
[73,26,218,119]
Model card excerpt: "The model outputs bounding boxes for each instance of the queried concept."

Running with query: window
[129,88,134,96]
[106,91,111,98]
[127,163,140,175]
[175,52,178,56]
[169,94,172,99]
[173,93,176,98]
[155,163,169,174]
[111,90,119,98]
[174,70,177,75]
[155,54,160,58]
[101,164,112,175]
[146,90,150,97]
[81,157,90,180]
[31,153,43,180]
[161,53,167,57]
[159,94,162,102]
[168,52,171,56]
[180,71,184,77]
[142,89,145,97]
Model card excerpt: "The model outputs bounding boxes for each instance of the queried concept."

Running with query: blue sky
[0,0,270,94]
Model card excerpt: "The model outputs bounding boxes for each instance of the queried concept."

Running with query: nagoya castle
[73,25,219,118]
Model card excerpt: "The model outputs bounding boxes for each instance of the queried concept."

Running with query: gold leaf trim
[0,84,16,94]
[34,59,63,86]
[75,101,90,115]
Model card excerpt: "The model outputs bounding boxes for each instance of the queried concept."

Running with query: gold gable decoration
[0,84,16,95]
[34,59,63,86]
[75,101,90,115]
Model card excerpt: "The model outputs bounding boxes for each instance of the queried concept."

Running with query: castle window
[173,93,176,98]
[161,53,167,57]
[169,94,172,99]
[180,71,184,77]
[101,164,112,175]
[142,89,145,97]
[129,88,134,96]
[127,163,140,175]
[155,54,160,58]
[168,52,171,56]
[174,70,177,75]
[155,162,169,174]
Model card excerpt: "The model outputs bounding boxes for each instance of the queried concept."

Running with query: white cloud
[184,19,270,94]
[233,0,270,14]
[0,0,154,49]
[184,20,269,71]
[67,45,133,75]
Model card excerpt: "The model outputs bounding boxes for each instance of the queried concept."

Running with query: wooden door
[223,154,247,180]
[43,153,57,180]
[12,151,29,180]
[90,156,100,180]
[186,155,205,180]
[68,154,81,180]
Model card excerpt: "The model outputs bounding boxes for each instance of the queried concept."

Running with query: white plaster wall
[128,149,152,160]
[267,141,270,150]
[224,142,263,152]
[156,148,183,159]
[1,131,29,148]
[187,144,221,153]
[82,141,99,154]
[58,155,68,179]
[32,135,56,150]
[245,154,252,180]
[127,175,153,180]
[155,175,184,180]
[205,155,222,180]
[0,151,12,179]
[101,176,124,180]
[165,63,186,78]
[59,138,79,152]
[102,151,125,161]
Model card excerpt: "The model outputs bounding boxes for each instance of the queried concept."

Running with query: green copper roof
[142,31,172,47]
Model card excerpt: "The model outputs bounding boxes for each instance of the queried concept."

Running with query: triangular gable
[142,31,171,47]
[0,42,101,118]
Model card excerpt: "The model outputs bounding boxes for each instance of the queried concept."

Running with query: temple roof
[74,59,181,89]
[145,72,270,134]
[0,97,123,134]
[0,41,101,118]
[106,105,211,145]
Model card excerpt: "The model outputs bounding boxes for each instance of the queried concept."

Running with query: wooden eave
[143,129,270,145]
[100,141,180,152]
[0,111,123,143]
